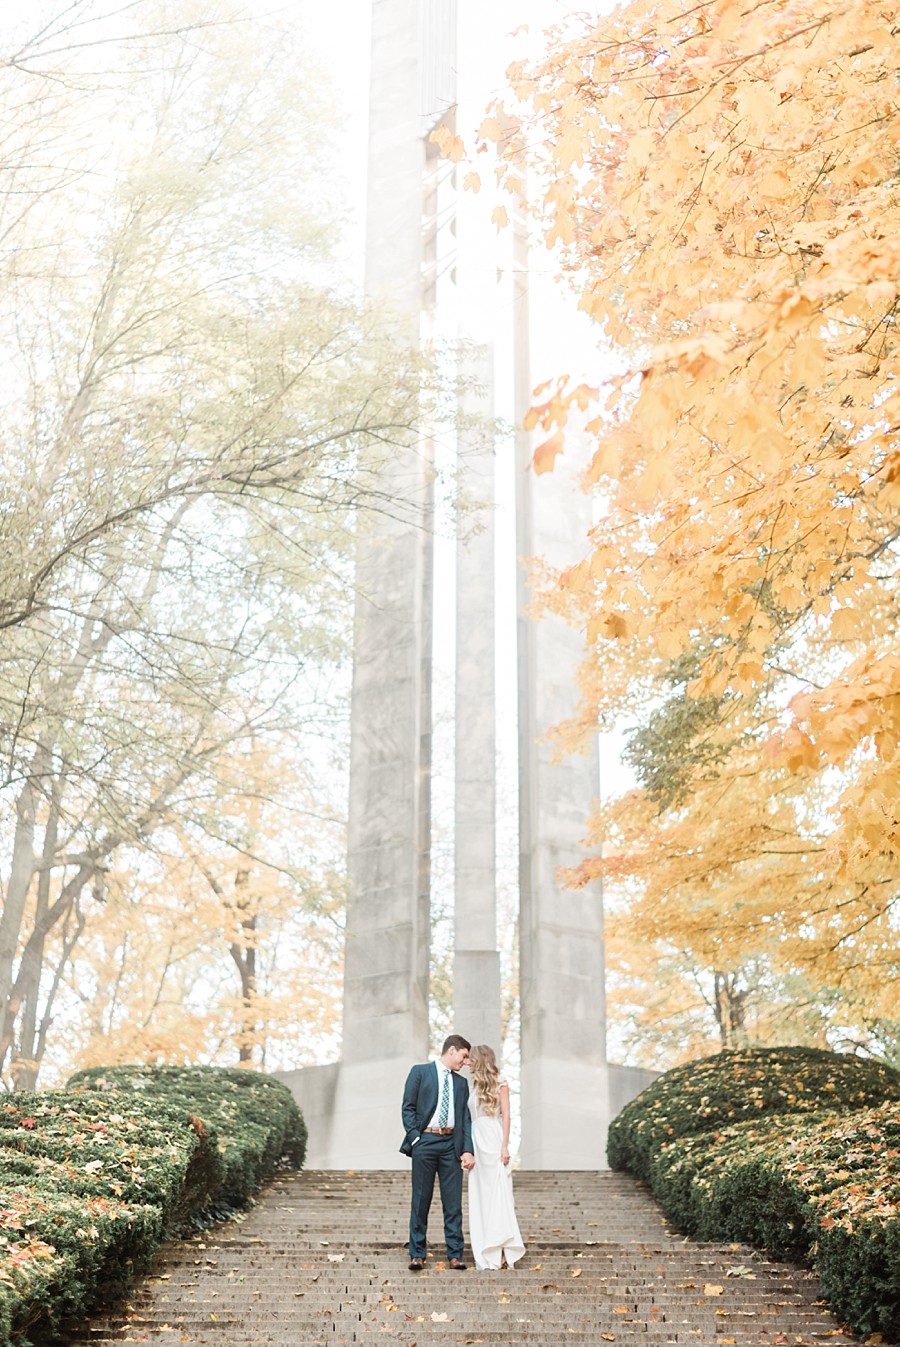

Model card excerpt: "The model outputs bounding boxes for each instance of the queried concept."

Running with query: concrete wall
[607,1062,661,1124]
[277,1059,660,1170]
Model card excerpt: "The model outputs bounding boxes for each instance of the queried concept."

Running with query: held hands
[461,1151,475,1171]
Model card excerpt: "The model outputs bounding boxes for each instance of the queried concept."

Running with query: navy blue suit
[401,1062,473,1260]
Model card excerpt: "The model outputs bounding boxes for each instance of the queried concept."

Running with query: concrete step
[65,1170,874,1346]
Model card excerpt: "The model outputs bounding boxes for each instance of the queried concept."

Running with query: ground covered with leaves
[610,1047,900,1338]
[0,1066,305,1347]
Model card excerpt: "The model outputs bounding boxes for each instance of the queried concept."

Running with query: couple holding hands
[400,1034,525,1272]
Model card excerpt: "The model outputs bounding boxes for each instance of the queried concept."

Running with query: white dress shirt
[426,1059,455,1129]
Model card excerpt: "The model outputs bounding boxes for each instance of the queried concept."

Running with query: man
[400,1033,475,1271]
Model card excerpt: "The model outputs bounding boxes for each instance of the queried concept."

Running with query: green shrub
[67,1064,307,1201]
[607,1045,900,1180]
[0,1091,218,1215]
[609,1048,900,1338]
[0,1188,162,1345]
[0,1066,305,1346]
[649,1104,900,1335]
[0,1090,204,1345]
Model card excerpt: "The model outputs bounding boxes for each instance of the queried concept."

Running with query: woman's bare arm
[499,1083,511,1165]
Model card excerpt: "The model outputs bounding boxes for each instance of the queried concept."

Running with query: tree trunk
[0,780,37,1064]
[228,868,257,1064]
[714,970,748,1049]
[11,780,62,1088]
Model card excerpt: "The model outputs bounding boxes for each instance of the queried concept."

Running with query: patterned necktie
[438,1068,450,1127]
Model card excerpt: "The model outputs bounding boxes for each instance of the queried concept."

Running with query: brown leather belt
[423,1127,454,1135]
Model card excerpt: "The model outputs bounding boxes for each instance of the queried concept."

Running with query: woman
[466,1045,525,1271]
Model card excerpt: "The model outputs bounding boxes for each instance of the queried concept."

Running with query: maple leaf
[429,125,464,163]
[532,431,564,475]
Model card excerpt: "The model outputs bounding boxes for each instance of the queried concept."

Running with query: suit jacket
[400,1061,473,1159]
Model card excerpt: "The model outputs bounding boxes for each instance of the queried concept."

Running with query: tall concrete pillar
[453,343,501,1051]
[290,0,432,1169]
[450,0,501,1056]
[513,205,610,1170]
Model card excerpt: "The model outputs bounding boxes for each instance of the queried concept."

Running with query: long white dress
[467,1080,525,1271]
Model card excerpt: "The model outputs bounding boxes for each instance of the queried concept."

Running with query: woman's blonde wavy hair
[468,1044,501,1117]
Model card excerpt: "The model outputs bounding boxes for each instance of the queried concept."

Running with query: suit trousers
[409,1133,464,1259]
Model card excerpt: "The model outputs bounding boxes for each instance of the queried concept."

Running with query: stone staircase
[68,1170,870,1346]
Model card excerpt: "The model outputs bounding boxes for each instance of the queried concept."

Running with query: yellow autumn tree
[480,0,900,1047]
[61,740,344,1078]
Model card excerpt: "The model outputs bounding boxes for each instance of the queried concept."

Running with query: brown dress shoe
[408,1257,425,1272]
[447,1257,468,1270]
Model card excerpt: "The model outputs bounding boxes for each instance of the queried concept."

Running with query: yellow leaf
[463,171,481,194]
[831,608,864,641]
[532,431,564,475]
[560,560,590,593]
[588,442,620,482]
[478,116,504,143]
[429,125,464,163]
[626,129,655,169]
[604,613,629,640]
[491,205,509,230]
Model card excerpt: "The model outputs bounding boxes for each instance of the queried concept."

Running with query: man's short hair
[442,1033,471,1054]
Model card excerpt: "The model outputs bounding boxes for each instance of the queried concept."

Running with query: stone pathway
[70,1170,871,1346]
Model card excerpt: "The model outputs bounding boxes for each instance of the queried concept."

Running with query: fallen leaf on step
[601,1336,615,1342]
[704,1284,724,1296]
[865,1336,885,1346]
[531,1263,542,1270]
[571,1269,582,1277]
[726,1266,755,1278]
[541,1284,559,1292]
[431,1312,450,1322]
[497,1295,512,1304]
[327,1254,345,1263]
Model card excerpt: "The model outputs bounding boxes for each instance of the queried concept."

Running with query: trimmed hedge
[609,1047,900,1338]
[0,1067,305,1346]
[68,1065,307,1204]
[607,1045,900,1180]
[652,1102,900,1334]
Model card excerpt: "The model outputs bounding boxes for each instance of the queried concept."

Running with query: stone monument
[279,0,656,1169]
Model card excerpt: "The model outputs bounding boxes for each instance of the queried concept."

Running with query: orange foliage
[481,0,900,1038]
